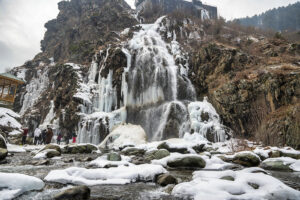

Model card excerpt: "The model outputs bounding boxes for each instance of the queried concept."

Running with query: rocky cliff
[9,0,300,149]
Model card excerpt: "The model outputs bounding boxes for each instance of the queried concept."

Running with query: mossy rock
[45,149,61,158]
[54,185,90,200]
[260,160,293,172]
[156,174,178,186]
[0,135,7,149]
[42,144,62,153]
[107,152,121,161]
[0,148,8,160]
[121,147,145,156]
[167,156,206,169]
[145,149,170,161]
[279,151,300,159]
[233,152,260,167]
[63,144,98,154]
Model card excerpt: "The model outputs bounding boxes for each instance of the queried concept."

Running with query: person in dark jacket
[57,132,62,145]
[22,127,28,145]
[41,129,47,144]
[45,127,53,144]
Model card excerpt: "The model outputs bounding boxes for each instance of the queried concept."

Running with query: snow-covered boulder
[33,149,61,159]
[99,124,147,149]
[232,151,261,167]
[0,172,45,200]
[260,157,300,172]
[45,164,166,185]
[172,168,300,200]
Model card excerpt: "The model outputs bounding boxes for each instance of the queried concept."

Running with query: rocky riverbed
[1,138,300,200]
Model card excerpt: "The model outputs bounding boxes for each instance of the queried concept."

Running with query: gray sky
[0,0,299,73]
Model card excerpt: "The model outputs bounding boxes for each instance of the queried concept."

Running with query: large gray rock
[0,148,8,161]
[45,149,61,158]
[157,142,189,154]
[260,160,293,171]
[41,144,62,153]
[121,147,145,156]
[63,144,98,154]
[156,174,178,186]
[233,152,260,167]
[167,156,206,169]
[107,152,121,161]
[54,186,90,200]
[145,149,170,161]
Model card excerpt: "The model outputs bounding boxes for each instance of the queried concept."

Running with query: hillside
[236,2,300,32]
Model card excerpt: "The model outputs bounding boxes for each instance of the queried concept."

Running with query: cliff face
[10,0,300,148]
[41,0,137,64]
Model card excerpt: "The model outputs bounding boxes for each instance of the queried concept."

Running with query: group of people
[22,126,53,145]
[22,126,77,145]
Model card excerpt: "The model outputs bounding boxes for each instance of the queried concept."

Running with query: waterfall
[75,16,228,144]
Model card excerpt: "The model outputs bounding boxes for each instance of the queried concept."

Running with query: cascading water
[76,16,229,144]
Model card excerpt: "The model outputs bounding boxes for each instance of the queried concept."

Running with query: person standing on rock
[22,127,28,145]
[34,127,42,145]
[45,127,53,144]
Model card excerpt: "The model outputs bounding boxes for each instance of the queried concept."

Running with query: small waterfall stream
[76,16,229,144]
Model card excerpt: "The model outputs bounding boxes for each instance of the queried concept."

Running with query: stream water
[1,152,300,200]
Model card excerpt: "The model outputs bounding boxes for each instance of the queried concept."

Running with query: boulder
[0,134,7,149]
[121,147,145,156]
[31,159,50,166]
[45,150,61,158]
[63,144,98,154]
[233,152,260,167]
[0,148,8,161]
[145,149,170,161]
[220,176,235,181]
[107,152,121,161]
[279,150,300,160]
[260,160,293,171]
[157,142,189,154]
[53,186,90,200]
[167,156,206,169]
[41,144,62,153]
[156,174,178,186]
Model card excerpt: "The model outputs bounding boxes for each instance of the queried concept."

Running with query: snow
[33,149,56,159]
[0,173,45,200]
[172,168,300,200]
[6,144,26,153]
[124,0,136,9]
[0,107,21,129]
[88,155,131,168]
[99,124,147,149]
[44,164,166,186]
[8,130,22,136]
[234,151,261,160]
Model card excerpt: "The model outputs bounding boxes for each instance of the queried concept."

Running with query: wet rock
[233,152,260,167]
[107,152,121,161]
[53,185,90,200]
[167,156,206,169]
[32,159,50,166]
[269,150,281,158]
[279,150,300,159]
[0,135,7,149]
[157,142,189,154]
[145,149,170,161]
[63,144,98,154]
[163,184,176,194]
[156,174,178,186]
[121,147,145,156]
[248,182,259,189]
[192,144,205,153]
[260,160,293,171]
[45,149,61,158]
[0,148,8,161]
[41,144,62,153]
[220,176,235,181]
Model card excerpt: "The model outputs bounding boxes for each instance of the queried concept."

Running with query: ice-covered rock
[45,164,166,185]
[0,173,45,200]
[99,124,147,149]
[0,108,22,130]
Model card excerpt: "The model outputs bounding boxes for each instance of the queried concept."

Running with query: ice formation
[72,16,228,144]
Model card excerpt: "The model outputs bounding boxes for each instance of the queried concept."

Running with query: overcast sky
[0,0,299,73]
